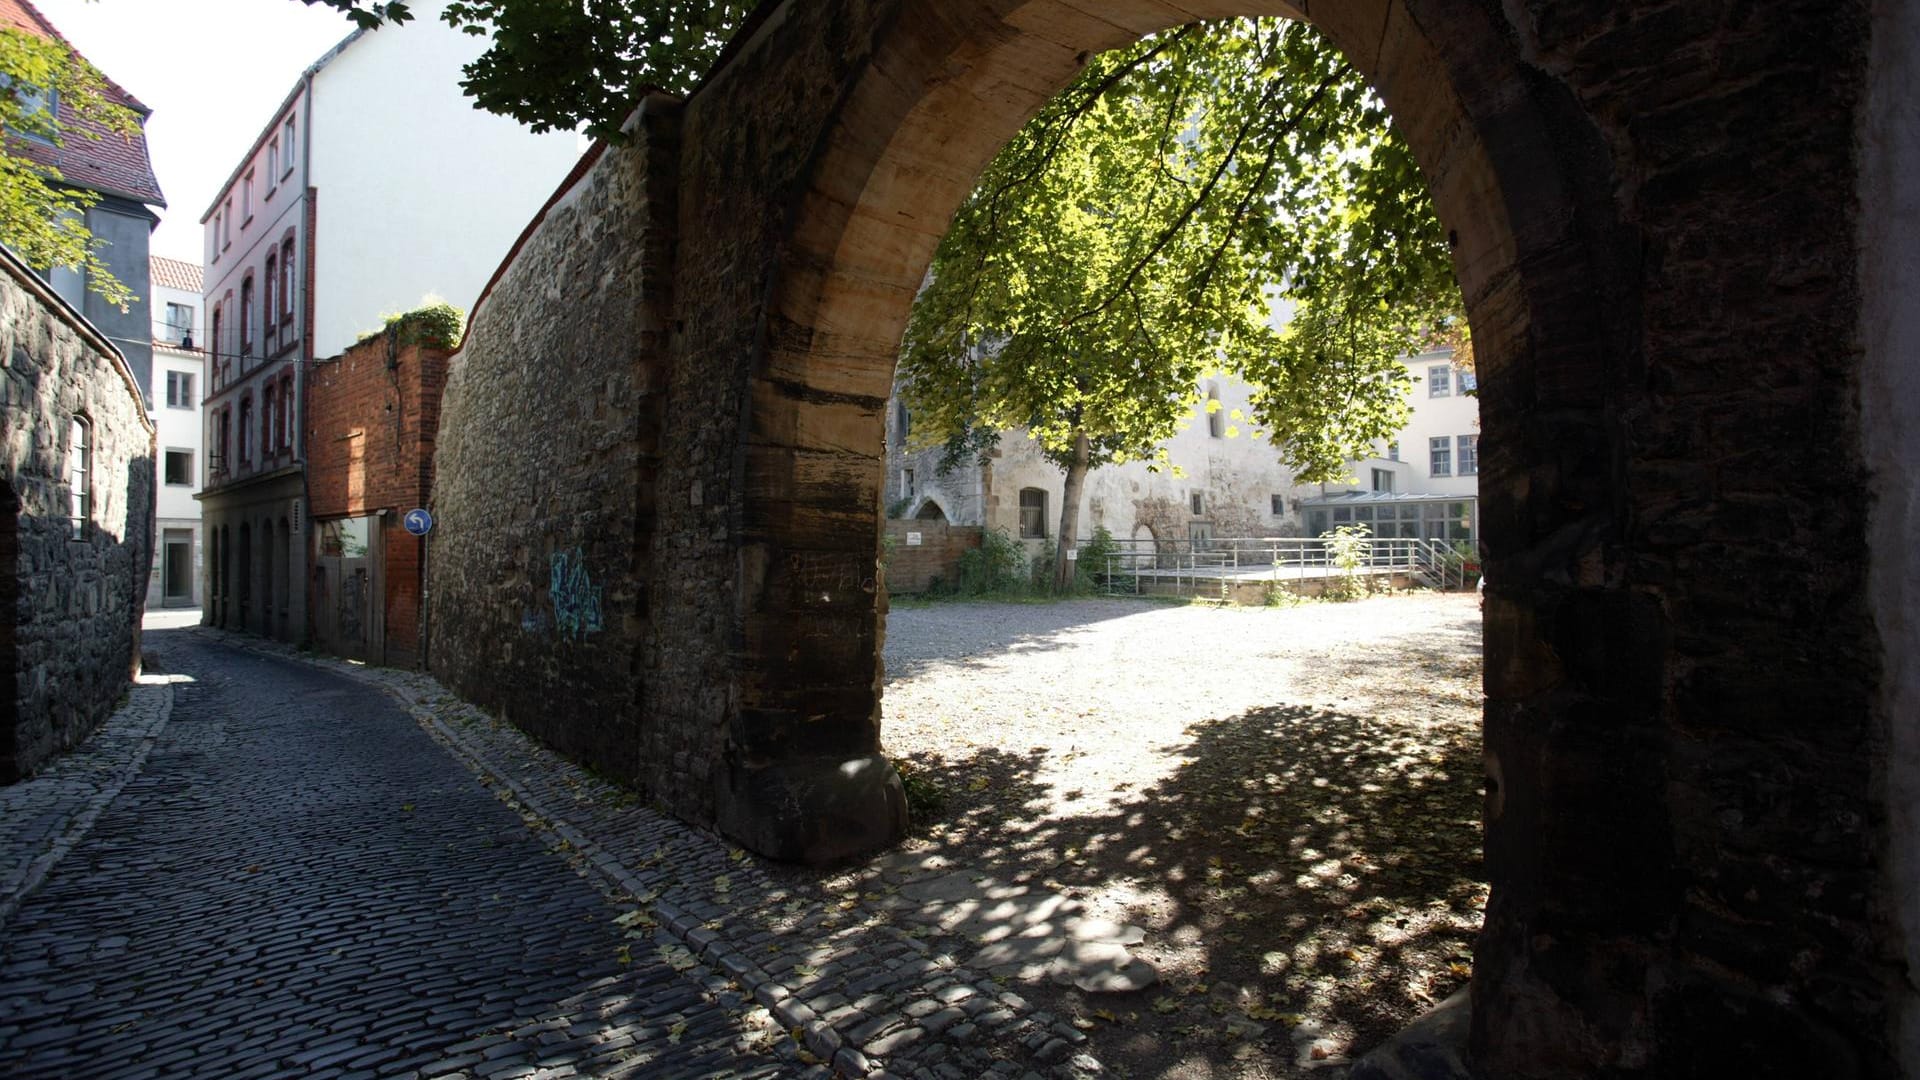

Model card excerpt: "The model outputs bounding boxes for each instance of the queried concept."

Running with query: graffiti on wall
[549,548,604,640]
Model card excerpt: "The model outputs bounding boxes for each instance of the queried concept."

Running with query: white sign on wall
[905,532,923,546]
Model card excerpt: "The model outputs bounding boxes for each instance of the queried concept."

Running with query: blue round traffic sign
[402,508,434,536]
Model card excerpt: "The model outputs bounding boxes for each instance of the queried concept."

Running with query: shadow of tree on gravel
[894,701,1484,1075]
[884,599,1185,681]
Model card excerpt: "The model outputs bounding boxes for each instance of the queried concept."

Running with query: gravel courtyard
[879,593,1485,1078]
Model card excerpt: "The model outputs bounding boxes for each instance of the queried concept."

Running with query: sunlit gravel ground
[880,592,1485,1079]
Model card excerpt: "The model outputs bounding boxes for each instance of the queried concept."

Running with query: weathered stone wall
[425,1,1911,1071]
[1862,2,1920,1067]
[429,104,678,790]
[0,248,154,781]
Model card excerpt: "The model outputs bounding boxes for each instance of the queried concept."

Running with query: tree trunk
[1052,430,1091,593]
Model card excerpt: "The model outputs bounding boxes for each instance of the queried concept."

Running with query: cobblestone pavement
[1,620,1106,1080]
[0,627,802,1080]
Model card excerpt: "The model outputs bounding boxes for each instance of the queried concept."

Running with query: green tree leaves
[309,0,755,139]
[900,18,1459,492]
[0,27,141,306]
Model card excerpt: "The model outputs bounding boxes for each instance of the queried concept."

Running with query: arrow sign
[402,508,434,536]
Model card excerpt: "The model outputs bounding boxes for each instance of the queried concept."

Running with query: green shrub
[893,757,947,824]
[1322,523,1372,602]
[950,528,1029,595]
[1076,526,1120,589]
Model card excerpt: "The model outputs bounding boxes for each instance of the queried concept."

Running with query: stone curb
[404,689,865,1075]
[0,676,175,929]
[191,626,1103,1080]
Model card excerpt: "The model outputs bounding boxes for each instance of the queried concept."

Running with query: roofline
[10,0,154,114]
[199,25,366,223]
[453,135,612,353]
[62,183,162,218]
[0,240,155,435]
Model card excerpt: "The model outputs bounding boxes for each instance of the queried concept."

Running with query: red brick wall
[882,521,981,593]
[306,331,450,666]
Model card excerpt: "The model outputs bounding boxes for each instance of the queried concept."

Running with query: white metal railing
[1091,535,1478,597]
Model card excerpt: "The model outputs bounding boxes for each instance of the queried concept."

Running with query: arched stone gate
[428,1,1915,1073]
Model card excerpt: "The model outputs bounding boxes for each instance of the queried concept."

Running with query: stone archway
[431,2,1906,1073]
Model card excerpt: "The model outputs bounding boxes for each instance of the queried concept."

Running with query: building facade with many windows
[1301,347,1480,544]
[147,256,204,608]
[196,11,580,641]
[883,346,1482,555]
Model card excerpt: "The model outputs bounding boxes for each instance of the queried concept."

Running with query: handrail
[1090,534,1477,596]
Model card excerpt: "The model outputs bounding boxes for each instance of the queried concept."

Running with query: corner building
[196,10,578,641]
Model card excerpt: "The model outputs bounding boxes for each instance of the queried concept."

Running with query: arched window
[263,383,278,457]
[209,303,223,381]
[240,274,255,356]
[281,373,294,450]
[1018,487,1047,539]
[263,253,277,335]
[238,395,253,466]
[280,236,295,323]
[68,415,91,538]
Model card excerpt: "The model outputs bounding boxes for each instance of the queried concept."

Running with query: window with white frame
[165,370,194,408]
[1457,366,1477,393]
[1387,441,1399,461]
[163,302,194,346]
[1429,435,1452,477]
[211,210,223,259]
[1458,434,1479,476]
[1428,364,1452,398]
[1372,468,1395,492]
[242,171,254,222]
[222,199,232,247]
[69,416,90,537]
[279,237,295,323]
[1018,488,1047,538]
[267,138,279,189]
[240,275,254,355]
[283,116,296,173]
[1190,491,1204,516]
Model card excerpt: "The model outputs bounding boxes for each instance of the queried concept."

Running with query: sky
[28,0,372,263]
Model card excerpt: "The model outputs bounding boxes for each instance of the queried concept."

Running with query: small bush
[1076,526,1120,589]
[893,757,947,824]
[949,528,1029,595]
[1322,524,1373,602]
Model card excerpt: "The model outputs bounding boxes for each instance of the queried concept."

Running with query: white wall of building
[1390,347,1479,496]
[888,347,1483,550]
[149,277,204,607]
[894,373,1314,550]
[306,9,580,357]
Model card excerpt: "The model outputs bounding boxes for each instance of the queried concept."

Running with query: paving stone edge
[401,688,870,1076]
[197,629,1101,1080]
[0,678,175,930]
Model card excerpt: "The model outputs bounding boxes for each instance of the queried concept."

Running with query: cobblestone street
[0,598,1479,1080]
[0,627,798,1080]
[0,618,1102,1080]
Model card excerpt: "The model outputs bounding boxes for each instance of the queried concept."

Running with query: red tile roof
[0,0,164,207]
[149,254,200,292]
